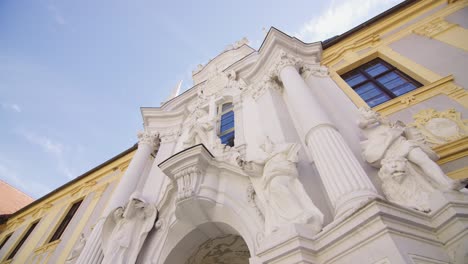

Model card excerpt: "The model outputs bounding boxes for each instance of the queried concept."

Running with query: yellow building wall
[0,148,136,264]
[321,0,468,178]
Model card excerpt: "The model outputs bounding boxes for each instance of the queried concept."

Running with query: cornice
[158,82,200,111]
[141,107,187,130]
[241,28,322,85]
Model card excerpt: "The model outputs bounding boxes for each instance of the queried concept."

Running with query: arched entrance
[164,222,251,264]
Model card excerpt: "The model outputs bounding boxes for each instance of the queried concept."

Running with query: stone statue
[101,193,157,264]
[65,233,86,263]
[237,137,323,235]
[358,107,465,191]
[183,108,213,148]
[379,156,433,212]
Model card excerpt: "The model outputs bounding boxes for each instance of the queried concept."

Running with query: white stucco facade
[71,27,468,264]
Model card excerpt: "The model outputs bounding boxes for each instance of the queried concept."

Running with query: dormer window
[218,102,235,147]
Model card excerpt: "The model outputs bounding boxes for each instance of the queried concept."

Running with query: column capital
[270,49,303,78]
[137,131,159,148]
[251,74,283,101]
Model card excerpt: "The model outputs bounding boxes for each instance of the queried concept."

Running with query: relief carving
[413,18,456,38]
[409,108,468,146]
[185,235,250,264]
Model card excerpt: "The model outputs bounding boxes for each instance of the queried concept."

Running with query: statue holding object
[237,137,323,234]
[101,192,157,264]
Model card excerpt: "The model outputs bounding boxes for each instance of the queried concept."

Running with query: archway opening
[164,222,251,264]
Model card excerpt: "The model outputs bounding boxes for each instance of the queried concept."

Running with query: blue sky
[0,0,402,198]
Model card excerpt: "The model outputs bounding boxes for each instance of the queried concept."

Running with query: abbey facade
[1,0,468,263]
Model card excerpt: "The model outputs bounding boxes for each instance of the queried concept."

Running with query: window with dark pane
[219,102,235,147]
[48,199,83,243]
[341,58,422,107]
[0,233,12,251]
[7,221,39,260]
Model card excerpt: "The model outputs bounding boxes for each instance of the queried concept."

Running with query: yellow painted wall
[321,0,468,177]
[0,148,136,264]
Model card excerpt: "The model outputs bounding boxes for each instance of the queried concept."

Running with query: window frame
[340,58,423,107]
[217,102,235,147]
[47,199,83,243]
[5,220,40,260]
[0,233,12,251]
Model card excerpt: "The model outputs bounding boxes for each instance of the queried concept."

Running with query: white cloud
[19,131,76,179]
[0,162,51,198]
[21,131,63,155]
[295,0,403,43]
[48,4,66,25]
[1,103,22,113]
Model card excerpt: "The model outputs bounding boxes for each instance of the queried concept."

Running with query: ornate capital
[414,18,456,38]
[137,131,159,148]
[270,49,303,78]
[251,74,283,101]
[301,64,329,79]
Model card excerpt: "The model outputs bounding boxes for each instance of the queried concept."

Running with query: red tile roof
[0,180,34,214]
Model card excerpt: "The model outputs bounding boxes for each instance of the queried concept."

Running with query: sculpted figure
[379,156,433,212]
[183,108,213,148]
[65,233,86,263]
[238,137,323,234]
[358,107,465,191]
[102,193,157,264]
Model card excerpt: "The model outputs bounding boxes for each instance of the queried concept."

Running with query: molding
[322,0,466,66]
[252,198,468,263]
[433,136,468,165]
[322,34,380,66]
[70,180,97,197]
[33,239,61,255]
[372,75,468,116]
[447,167,468,179]
[413,17,456,38]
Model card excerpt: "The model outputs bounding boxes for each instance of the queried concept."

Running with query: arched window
[218,102,235,147]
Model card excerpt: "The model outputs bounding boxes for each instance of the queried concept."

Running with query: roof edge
[4,143,138,221]
[322,0,419,49]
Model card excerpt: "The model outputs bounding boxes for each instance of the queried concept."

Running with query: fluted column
[76,131,159,264]
[272,50,379,217]
[104,131,159,214]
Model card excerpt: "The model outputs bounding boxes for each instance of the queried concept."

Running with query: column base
[254,224,319,264]
[334,189,382,218]
[251,198,468,264]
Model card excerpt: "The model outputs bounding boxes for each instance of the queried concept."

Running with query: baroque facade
[1,0,468,263]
